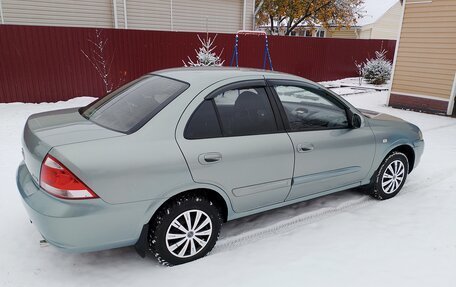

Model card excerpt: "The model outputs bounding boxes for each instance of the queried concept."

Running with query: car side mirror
[352,113,362,128]
[347,110,362,129]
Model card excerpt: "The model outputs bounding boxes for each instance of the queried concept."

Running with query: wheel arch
[152,188,230,223]
[388,144,415,173]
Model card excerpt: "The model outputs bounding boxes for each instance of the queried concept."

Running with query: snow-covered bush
[184,34,224,67]
[362,50,392,85]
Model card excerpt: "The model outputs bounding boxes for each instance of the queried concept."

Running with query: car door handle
[297,143,314,153]
[198,152,222,165]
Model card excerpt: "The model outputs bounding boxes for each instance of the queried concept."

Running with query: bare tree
[81,29,115,93]
[354,60,363,86]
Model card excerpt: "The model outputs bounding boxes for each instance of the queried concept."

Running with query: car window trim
[204,80,266,99]
[266,79,351,132]
[265,85,287,132]
[210,98,227,137]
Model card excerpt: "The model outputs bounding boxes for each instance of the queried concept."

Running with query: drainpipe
[112,0,119,28]
[252,0,255,30]
[123,0,128,28]
[242,0,246,30]
[0,0,5,24]
[170,0,173,31]
[448,73,456,115]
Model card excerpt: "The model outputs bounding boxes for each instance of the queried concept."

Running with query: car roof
[152,66,310,85]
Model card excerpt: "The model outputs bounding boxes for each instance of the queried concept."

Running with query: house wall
[171,0,248,33]
[325,1,401,41]
[327,29,358,39]
[370,1,402,40]
[359,26,372,39]
[0,0,254,33]
[390,0,456,114]
[127,0,171,30]
[2,0,114,28]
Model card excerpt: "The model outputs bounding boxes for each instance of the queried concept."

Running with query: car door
[176,79,295,213]
[268,80,376,201]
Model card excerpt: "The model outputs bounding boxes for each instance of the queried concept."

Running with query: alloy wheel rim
[165,209,213,258]
[381,160,405,194]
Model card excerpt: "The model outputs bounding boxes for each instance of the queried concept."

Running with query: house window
[316,30,325,38]
[305,30,312,37]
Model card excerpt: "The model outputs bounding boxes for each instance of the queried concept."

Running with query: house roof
[357,0,399,26]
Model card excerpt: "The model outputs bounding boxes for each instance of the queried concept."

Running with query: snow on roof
[357,0,399,26]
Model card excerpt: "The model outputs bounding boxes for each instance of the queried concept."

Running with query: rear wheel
[148,194,222,266]
[370,152,409,200]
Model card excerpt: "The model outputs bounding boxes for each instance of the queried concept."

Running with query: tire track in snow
[423,122,456,133]
[213,195,376,253]
[213,161,454,254]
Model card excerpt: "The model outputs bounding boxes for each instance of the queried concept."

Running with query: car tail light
[40,154,98,200]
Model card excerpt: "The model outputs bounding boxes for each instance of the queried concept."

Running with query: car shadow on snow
[219,188,366,239]
[60,188,366,268]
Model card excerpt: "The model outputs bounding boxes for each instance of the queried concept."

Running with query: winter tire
[371,152,409,200]
[148,194,223,266]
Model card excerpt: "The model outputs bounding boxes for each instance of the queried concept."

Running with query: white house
[356,0,402,40]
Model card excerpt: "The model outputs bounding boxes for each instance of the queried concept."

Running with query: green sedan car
[17,67,424,265]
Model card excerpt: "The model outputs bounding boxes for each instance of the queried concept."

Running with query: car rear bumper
[16,161,158,253]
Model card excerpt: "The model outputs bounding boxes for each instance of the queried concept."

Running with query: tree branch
[285,0,333,35]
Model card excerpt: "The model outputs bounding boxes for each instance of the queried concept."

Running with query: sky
[357,0,400,26]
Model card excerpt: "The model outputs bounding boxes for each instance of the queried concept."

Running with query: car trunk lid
[22,108,124,184]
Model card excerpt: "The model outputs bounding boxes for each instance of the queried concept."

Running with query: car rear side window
[80,75,189,134]
[213,87,278,137]
[185,100,222,139]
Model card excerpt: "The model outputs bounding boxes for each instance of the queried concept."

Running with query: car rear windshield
[80,75,189,134]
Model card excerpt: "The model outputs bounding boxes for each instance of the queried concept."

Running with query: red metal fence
[0,25,396,103]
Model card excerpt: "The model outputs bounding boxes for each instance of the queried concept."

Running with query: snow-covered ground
[321,77,390,92]
[1,86,455,287]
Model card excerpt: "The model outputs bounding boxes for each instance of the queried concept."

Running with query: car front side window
[274,85,348,131]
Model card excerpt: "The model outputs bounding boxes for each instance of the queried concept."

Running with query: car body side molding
[293,166,362,186]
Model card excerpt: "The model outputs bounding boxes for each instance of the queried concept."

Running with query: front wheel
[148,194,222,266]
[371,152,409,200]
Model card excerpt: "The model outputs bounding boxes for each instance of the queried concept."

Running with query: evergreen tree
[184,34,224,67]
